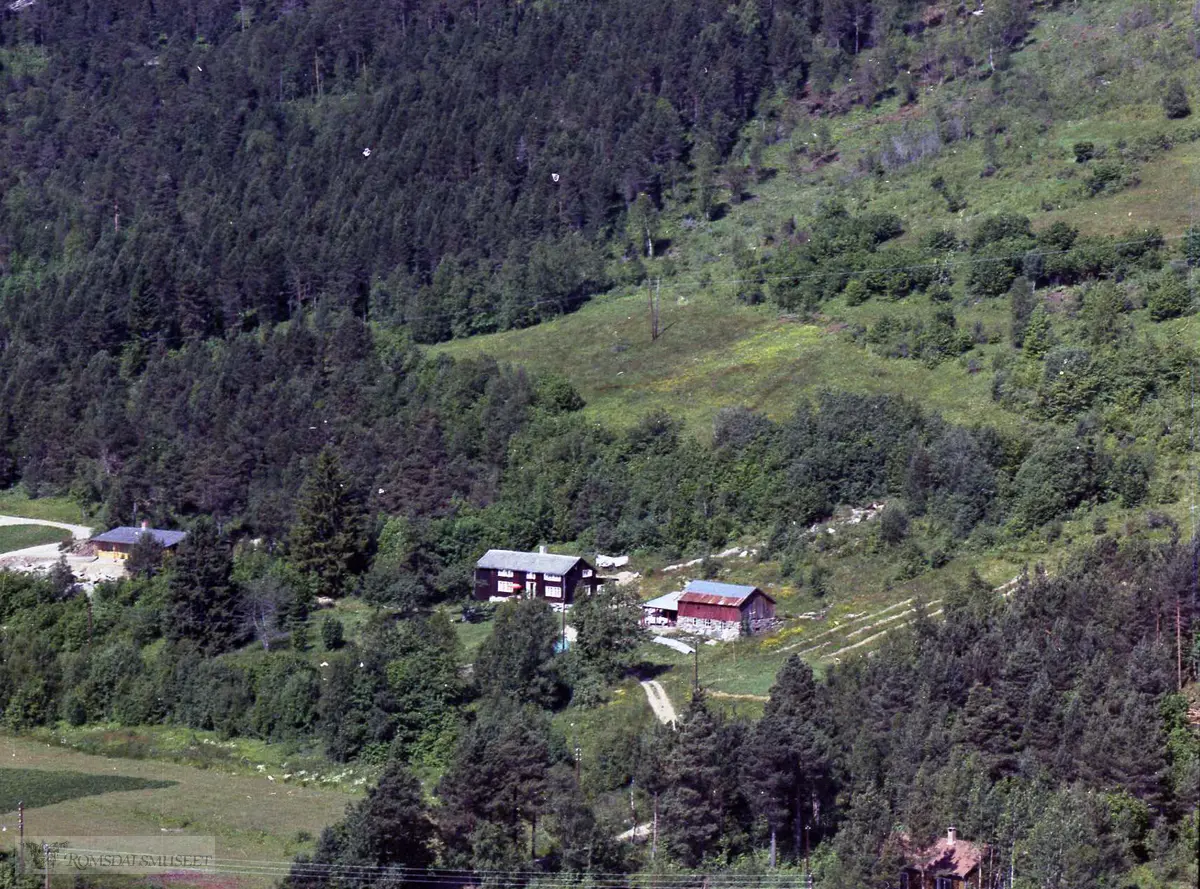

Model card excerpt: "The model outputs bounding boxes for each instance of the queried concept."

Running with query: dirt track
[640,680,677,725]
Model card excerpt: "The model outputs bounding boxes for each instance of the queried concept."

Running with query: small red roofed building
[900,828,990,889]
[676,579,775,640]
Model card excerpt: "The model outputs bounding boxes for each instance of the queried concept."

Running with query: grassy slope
[432,0,1200,434]
[0,525,71,552]
[433,0,1200,709]
[0,490,90,525]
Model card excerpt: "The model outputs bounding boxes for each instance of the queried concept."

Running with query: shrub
[844,279,870,305]
[878,505,910,545]
[1084,160,1137,196]
[1073,141,1095,163]
[1146,269,1191,321]
[967,241,1022,297]
[971,213,1033,251]
[321,616,345,650]
[1163,79,1191,119]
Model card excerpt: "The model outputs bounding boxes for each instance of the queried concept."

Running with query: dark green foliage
[0,769,173,812]
[1162,79,1192,119]
[741,657,833,860]
[1021,305,1054,357]
[570,585,644,690]
[1010,431,1105,529]
[1073,141,1096,163]
[166,519,241,655]
[659,692,749,865]
[878,504,910,545]
[971,213,1034,251]
[126,534,166,580]
[286,760,434,889]
[1009,276,1036,347]
[321,616,345,651]
[437,697,560,867]
[1146,268,1192,321]
[473,599,564,708]
[290,449,366,599]
[864,310,972,364]
[1084,159,1138,196]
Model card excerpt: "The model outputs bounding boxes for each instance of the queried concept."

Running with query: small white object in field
[363,147,372,157]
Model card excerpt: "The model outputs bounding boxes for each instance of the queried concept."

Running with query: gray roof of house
[476,549,587,574]
[92,527,188,548]
[642,590,684,611]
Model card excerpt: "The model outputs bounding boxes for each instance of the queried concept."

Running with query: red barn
[676,580,775,640]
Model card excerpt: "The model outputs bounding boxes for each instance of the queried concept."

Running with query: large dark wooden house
[92,522,188,561]
[676,580,776,640]
[473,549,601,605]
[900,828,989,889]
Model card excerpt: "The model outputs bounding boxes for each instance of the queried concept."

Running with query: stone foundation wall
[677,616,741,641]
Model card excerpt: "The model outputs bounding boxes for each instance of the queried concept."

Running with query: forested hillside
[0,0,1199,887]
[0,0,957,342]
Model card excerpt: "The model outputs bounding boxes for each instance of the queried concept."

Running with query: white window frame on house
[545,574,563,582]
[544,585,563,598]
[582,569,593,578]
[498,569,514,578]
[497,580,517,594]
[935,877,952,889]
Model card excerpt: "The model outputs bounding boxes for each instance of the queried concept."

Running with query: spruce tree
[741,656,832,863]
[286,760,435,889]
[473,598,563,708]
[660,691,734,865]
[289,448,366,598]
[166,519,241,654]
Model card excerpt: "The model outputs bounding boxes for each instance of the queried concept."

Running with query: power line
[48,849,811,887]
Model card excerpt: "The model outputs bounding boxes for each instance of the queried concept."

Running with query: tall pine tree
[289,448,366,598]
[166,519,241,654]
[741,655,832,864]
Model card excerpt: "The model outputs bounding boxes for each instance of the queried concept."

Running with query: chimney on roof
[539,545,547,554]
[947,827,957,844]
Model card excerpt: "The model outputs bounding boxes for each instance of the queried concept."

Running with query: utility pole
[17,800,24,875]
[1176,597,1183,690]
[648,278,661,342]
[651,791,658,862]
[804,824,811,877]
[42,842,50,889]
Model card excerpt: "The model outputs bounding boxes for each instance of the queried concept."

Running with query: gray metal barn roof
[92,527,188,547]
[642,590,684,612]
[476,549,586,574]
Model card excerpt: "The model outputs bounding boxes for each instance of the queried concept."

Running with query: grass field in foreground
[0,525,71,553]
[0,735,357,864]
[0,768,173,812]
[0,490,89,525]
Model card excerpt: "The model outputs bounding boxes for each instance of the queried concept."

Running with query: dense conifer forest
[0,0,1198,887]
